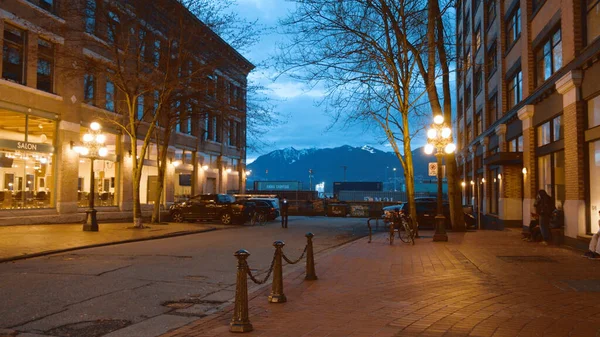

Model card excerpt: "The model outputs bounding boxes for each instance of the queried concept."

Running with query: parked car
[238,199,280,221]
[382,198,475,230]
[248,198,280,220]
[169,194,246,225]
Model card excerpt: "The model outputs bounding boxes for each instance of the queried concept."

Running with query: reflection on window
[507,70,522,109]
[588,94,600,129]
[2,25,26,84]
[106,79,115,112]
[37,39,54,93]
[85,0,96,35]
[506,7,521,47]
[536,29,562,86]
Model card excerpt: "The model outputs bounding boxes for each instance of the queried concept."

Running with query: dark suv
[383,198,475,229]
[169,194,246,224]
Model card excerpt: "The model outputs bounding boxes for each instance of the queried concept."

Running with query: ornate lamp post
[74,122,108,232]
[424,115,456,242]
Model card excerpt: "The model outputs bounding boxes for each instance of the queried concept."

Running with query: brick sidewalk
[0,222,217,262]
[162,229,600,337]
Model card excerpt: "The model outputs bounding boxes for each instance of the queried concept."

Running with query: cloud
[266,81,327,99]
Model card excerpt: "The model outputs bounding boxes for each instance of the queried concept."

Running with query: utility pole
[393,167,397,191]
[341,165,347,182]
[309,169,313,191]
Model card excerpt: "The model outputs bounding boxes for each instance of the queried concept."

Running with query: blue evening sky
[233,0,430,162]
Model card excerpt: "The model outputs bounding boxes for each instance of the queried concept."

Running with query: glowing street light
[75,121,108,232]
[424,114,456,242]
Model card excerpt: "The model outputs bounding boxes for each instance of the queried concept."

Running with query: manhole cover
[497,255,557,263]
[46,320,131,337]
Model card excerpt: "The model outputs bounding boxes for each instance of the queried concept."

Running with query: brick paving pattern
[162,229,600,337]
[0,222,216,262]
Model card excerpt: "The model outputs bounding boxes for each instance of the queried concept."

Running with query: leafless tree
[277,0,433,228]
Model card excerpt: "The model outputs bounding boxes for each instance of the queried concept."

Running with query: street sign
[428,162,437,176]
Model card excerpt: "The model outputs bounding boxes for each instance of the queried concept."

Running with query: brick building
[455,0,600,240]
[0,0,253,224]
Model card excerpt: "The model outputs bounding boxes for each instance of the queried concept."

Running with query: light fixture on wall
[497,173,502,180]
[470,180,475,185]
[461,181,466,187]
[202,165,209,171]
[522,167,527,175]
[171,160,181,167]
[481,178,486,183]
[245,170,252,177]
[226,168,232,173]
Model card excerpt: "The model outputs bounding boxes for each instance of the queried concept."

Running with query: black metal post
[83,157,98,231]
[433,152,448,241]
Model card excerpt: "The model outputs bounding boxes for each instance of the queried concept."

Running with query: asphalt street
[0,216,369,337]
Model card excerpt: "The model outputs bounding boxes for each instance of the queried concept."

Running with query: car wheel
[221,213,232,225]
[171,211,184,223]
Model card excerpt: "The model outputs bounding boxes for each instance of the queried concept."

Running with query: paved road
[0,216,369,337]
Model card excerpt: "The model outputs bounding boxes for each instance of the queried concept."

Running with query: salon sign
[0,139,54,153]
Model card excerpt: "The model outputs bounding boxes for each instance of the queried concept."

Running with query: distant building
[454,0,600,240]
[0,0,253,224]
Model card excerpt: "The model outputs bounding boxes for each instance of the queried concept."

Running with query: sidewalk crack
[96,264,132,276]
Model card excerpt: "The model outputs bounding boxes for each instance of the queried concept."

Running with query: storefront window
[0,112,56,209]
[174,148,193,202]
[589,140,600,233]
[77,128,118,207]
[538,151,565,209]
[588,95,600,129]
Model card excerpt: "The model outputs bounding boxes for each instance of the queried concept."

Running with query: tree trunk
[151,143,168,223]
[132,166,144,228]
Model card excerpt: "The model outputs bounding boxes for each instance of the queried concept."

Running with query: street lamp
[309,169,313,191]
[424,115,455,242]
[74,121,108,231]
[393,168,397,191]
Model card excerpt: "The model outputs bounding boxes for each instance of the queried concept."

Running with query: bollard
[230,249,253,333]
[305,232,318,280]
[268,241,287,303]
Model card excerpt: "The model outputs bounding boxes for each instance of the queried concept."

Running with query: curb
[0,227,217,264]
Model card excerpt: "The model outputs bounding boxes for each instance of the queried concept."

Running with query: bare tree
[278,0,434,229]
[52,0,257,227]
[408,0,466,231]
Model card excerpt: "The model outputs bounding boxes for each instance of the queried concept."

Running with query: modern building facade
[0,0,253,224]
[455,0,600,241]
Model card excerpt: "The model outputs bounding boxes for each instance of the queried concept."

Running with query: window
[587,0,600,44]
[465,48,472,70]
[535,29,562,86]
[464,10,470,32]
[487,93,498,126]
[474,65,483,94]
[2,25,26,84]
[537,115,562,146]
[538,151,565,208]
[106,78,115,112]
[136,96,144,120]
[465,84,472,108]
[506,7,521,47]
[27,0,55,13]
[475,25,481,51]
[107,11,120,45]
[154,39,161,68]
[36,39,54,93]
[83,74,95,104]
[475,111,482,136]
[486,0,496,28]
[467,122,473,144]
[507,70,522,109]
[508,135,523,152]
[588,94,600,128]
[487,42,497,75]
[84,0,96,34]
[458,98,464,119]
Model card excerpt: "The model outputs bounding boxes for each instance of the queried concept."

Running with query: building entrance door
[147,176,158,203]
[206,178,216,194]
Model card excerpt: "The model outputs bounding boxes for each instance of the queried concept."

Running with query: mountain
[246,145,435,193]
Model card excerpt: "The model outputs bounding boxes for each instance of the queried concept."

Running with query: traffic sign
[428,162,437,176]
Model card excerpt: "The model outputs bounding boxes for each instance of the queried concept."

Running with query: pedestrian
[281,197,289,228]
[583,211,600,259]
[534,190,554,244]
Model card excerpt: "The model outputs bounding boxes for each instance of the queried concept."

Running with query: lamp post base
[83,209,99,231]
[432,215,448,242]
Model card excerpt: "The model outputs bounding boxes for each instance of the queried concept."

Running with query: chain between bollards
[230,249,253,333]
[305,232,318,280]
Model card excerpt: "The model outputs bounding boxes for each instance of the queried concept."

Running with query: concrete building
[455,0,600,241]
[0,0,253,224]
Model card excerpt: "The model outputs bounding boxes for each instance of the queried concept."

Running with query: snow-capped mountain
[247,145,432,192]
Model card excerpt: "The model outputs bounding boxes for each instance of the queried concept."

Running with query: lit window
[587,0,600,44]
